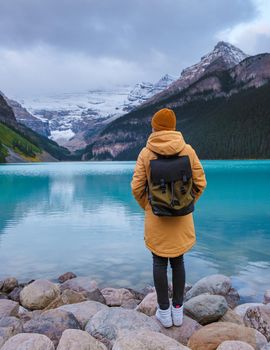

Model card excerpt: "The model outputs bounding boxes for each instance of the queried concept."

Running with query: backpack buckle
[160,178,166,193]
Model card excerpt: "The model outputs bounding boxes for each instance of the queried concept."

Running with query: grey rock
[0,299,19,318]
[58,300,108,328]
[153,314,202,346]
[1,278,18,294]
[8,286,23,302]
[185,274,231,301]
[233,303,264,320]
[1,333,55,350]
[184,294,228,325]
[244,304,270,341]
[85,307,161,348]
[0,316,23,334]
[225,287,240,309]
[60,277,105,303]
[23,308,81,347]
[216,340,254,350]
[58,272,77,283]
[101,287,135,306]
[57,329,107,350]
[136,292,157,316]
[112,329,190,350]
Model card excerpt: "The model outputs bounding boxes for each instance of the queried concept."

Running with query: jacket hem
[145,239,196,258]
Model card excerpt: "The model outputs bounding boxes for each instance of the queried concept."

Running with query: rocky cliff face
[0,94,17,126]
[85,51,270,161]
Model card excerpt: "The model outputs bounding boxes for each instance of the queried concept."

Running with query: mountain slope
[83,53,270,160]
[0,94,73,163]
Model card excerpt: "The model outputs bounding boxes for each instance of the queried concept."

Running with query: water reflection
[0,161,269,302]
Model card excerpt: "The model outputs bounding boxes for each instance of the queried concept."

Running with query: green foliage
[0,122,41,160]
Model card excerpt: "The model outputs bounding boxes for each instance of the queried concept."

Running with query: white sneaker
[171,304,184,326]
[155,305,173,328]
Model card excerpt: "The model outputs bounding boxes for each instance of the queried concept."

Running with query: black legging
[152,252,185,309]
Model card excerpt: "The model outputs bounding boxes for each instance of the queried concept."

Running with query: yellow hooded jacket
[131,130,207,257]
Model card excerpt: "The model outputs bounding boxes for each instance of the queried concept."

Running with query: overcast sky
[0,0,269,98]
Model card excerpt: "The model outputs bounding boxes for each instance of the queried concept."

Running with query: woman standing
[131,108,207,328]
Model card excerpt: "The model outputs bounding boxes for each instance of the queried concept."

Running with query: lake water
[0,161,269,303]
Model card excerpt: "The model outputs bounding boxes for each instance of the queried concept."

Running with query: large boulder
[20,279,60,310]
[243,304,270,341]
[85,307,161,348]
[60,277,105,303]
[0,300,19,318]
[44,289,87,310]
[112,329,191,350]
[1,278,18,294]
[187,321,267,350]
[219,309,244,325]
[154,314,202,346]
[23,308,81,347]
[136,292,157,316]
[233,303,264,320]
[1,333,55,350]
[184,294,228,325]
[101,287,135,306]
[216,340,254,350]
[58,301,108,328]
[57,329,107,350]
[185,275,231,301]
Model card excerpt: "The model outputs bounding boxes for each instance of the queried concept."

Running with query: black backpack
[147,153,199,216]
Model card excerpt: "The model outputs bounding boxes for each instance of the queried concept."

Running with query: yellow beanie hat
[151,108,176,131]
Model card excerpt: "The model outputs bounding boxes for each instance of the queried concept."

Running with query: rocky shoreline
[0,273,269,350]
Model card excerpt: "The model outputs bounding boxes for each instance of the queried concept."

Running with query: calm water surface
[0,161,269,302]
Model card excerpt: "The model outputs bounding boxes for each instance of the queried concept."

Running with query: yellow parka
[131,130,207,257]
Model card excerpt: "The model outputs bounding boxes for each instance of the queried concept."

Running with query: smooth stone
[153,314,202,346]
[264,290,270,304]
[135,292,157,316]
[0,316,23,334]
[20,279,60,310]
[261,344,270,350]
[126,287,147,301]
[184,294,228,325]
[85,306,161,347]
[58,300,108,328]
[57,329,107,350]
[233,303,264,320]
[121,299,140,309]
[225,288,240,309]
[60,277,105,303]
[187,321,267,350]
[58,272,77,284]
[23,308,81,347]
[8,286,23,302]
[185,274,231,301]
[0,299,19,318]
[1,333,55,350]
[1,278,18,294]
[44,289,87,310]
[216,340,254,350]
[112,329,190,350]
[219,309,244,325]
[101,287,135,306]
[243,304,270,341]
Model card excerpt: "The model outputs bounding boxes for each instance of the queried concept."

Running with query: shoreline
[0,272,269,349]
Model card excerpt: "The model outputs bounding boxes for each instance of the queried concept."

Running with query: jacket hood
[146,130,186,156]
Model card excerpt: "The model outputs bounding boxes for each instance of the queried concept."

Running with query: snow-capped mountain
[144,41,249,105]
[16,74,176,150]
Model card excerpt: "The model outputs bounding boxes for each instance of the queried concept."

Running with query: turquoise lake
[0,161,269,302]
